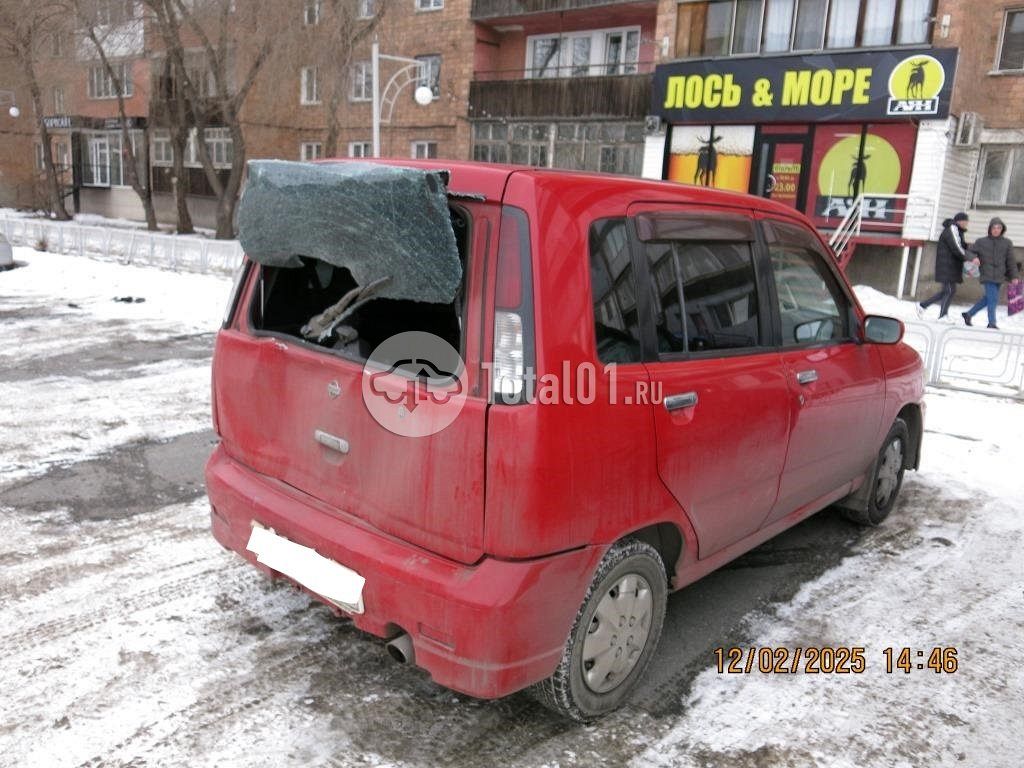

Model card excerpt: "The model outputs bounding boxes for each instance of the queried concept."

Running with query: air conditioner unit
[954,112,980,147]
[644,115,663,136]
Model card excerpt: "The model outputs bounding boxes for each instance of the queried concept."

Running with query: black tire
[843,418,909,526]
[529,539,667,722]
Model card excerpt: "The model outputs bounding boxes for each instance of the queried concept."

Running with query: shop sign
[652,49,958,123]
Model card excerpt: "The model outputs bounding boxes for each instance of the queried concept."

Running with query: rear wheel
[530,539,667,721]
[843,418,908,526]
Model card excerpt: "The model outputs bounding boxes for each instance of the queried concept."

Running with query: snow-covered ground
[0,249,232,483]
[1,247,1022,767]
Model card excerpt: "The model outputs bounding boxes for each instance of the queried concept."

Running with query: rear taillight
[492,206,534,404]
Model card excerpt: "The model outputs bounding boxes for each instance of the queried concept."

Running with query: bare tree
[145,0,292,239]
[0,0,71,219]
[320,0,387,157]
[75,0,159,229]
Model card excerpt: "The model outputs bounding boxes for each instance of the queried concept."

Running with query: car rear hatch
[212,161,493,564]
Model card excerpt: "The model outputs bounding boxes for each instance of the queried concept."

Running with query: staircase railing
[827,193,937,266]
[827,194,864,264]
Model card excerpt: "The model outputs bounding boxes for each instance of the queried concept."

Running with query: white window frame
[525,26,641,79]
[415,54,441,99]
[348,141,372,158]
[300,66,321,105]
[152,130,173,167]
[185,127,233,169]
[88,62,133,99]
[976,145,1024,207]
[53,86,65,113]
[358,0,375,18]
[350,61,373,101]
[304,0,322,25]
[35,143,46,171]
[416,0,443,11]
[995,9,1024,72]
[85,135,111,187]
[300,141,324,161]
[411,140,438,159]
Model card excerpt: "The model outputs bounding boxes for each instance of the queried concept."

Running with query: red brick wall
[924,1,1022,128]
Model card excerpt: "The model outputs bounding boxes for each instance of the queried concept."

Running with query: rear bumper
[205,445,603,699]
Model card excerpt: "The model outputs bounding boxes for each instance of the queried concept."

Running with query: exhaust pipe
[386,633,415,665]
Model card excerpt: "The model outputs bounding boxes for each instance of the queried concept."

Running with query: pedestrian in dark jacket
[962,217,1020,329]
[919,212,974,320]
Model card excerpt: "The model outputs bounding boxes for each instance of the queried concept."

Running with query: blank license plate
[246,523,365,614]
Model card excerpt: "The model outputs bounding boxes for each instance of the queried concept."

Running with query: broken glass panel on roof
[238,160,462,304]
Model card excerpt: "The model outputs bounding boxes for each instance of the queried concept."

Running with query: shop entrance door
[751,136,810,211]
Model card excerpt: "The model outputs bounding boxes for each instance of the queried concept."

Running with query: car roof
[317,158,807,221]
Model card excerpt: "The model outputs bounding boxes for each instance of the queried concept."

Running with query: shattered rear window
[238,160,462,305]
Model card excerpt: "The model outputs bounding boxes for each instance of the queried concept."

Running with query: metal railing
[0,214,243,275]
[903,320,1024,399]
[827,193,936,266]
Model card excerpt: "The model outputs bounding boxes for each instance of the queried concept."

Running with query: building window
[411,141,438,159]
[675,0,933,57]
[152,130,173,166]
[300,141,324,161]
[91,0,135,26]
[350,61,372,101]
[509,124,550,166]
[349,141,372,158]
[84,135,112,186]
[415,54,441,99]
[472,122,509,163]
[88,62,132,99]
[358,0,375,18]
[183,127,233,169]
[977,146,1024,206]
[301,66,320,105]
[185,53,220,98]
[53,86,65,113]
[51,32,64,58]
[304,0,321,25]
[526,27,640,78]
[416,0,443,10]
[35,143,46,171]
[997,10,1024,71]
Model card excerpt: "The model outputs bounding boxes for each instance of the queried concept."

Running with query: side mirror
[863,315,903,344]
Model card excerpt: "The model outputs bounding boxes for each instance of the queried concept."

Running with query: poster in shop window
[667,125,754,193]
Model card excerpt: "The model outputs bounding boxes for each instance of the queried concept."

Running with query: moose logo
[887,55,945,116]
[694,134,723,187]
[361,331,467,438]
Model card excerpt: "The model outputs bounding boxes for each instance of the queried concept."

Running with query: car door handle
[314,429,350,455]
[664,391,698,411]
[796,370,818,385]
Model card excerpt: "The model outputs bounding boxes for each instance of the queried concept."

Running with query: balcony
[469,70,652,120]
[471,0,650,20]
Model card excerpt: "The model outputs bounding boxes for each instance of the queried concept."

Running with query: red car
[206,159,924,721]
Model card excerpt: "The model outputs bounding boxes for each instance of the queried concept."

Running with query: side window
[589,218,642,363]
[642,239,761,354]
[764,220,850,346]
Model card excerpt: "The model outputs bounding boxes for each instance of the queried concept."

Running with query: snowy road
[1,249,1022,767]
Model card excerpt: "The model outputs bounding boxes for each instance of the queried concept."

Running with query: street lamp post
[371,39,434,158]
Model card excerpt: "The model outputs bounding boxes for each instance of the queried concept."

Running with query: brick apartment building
[640,0,1024,297]
[2,0,1022,270]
